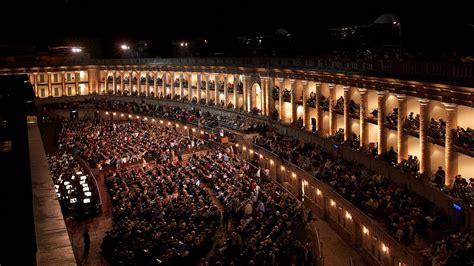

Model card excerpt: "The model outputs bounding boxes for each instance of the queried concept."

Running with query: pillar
[233,74,239,110]
[224,74,229,107]
[189,73,194,101]
[303,81,310,130]
[315,83,322,132]
[197,73,202,103]
[215,73,220,105]
[359,88,368,149]
[136,71,141,95]
[328,84,336,135]
[33,73,38,97]
[179,72,184,100]
[162,72,167,98]
[419,99,430,175]
[278,78,284,120]
[153,71,158,97]
[75,72,80,95]
[61,72,66,96]
[343,86,351,142]
[205,73,210,104]
[290,79,297,123]
[120,71,124,94]
[268,77,275,115]
[171,72,175,97]
[397,95,408,163]
[243,75,250,111]
[113,71,117,94]
[128,71,133,93]
[444,103,458,186]
[145,71,149,96]
[47,72,52,97]
[104,71,108,94]
[377,91,386,155]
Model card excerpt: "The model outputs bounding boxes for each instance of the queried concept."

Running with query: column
[263,77,270,116]
[112,71,117,94]
[189,73,194,101]
[243,75,250,111]
[47,72,52,97]
[224,74,228,107]
[136,71,141,95]
[418,99,430,176]
[162,72,167,98]
[233,74,239,110]
[170,72,175,98]
[397,95,408,164]
[303,81,309,130]
[33,73,38,97]
[359,88,368,149]
[328,84,336,135]
[120,71,124,94]
[153,71,158,97]
[290,79,297,123]
[377,91,386,155]
[315,83,322,132]
[205,73,210,104]
[129,71,133,93]
[145,71,149,97]
[215,73,219,105]
[104,71,108,94]
[267,77,275,115]
[197,73,202,103]
[278,78,284,120]
[179,72,184,100]
[444,103,458,186]
[75,72,80,95]
[61,72,66,96]
[343,86,351,142]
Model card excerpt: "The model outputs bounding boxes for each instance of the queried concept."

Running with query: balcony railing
[2,57,474,86]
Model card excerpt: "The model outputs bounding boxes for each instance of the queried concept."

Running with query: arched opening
[252,83,263,113]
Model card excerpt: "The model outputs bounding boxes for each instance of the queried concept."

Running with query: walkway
[64,171,112,266]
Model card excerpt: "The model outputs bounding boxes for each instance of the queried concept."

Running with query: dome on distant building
[374,14,399,24]
[275,28,290,37]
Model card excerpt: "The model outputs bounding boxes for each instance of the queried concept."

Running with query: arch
[251,82,263,112]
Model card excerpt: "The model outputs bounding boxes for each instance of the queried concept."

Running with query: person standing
[83,228,91,257]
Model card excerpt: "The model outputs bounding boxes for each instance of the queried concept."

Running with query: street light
[121,44,130,50]
[71,47,82,53]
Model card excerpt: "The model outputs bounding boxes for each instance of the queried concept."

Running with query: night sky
[1,0,473,57]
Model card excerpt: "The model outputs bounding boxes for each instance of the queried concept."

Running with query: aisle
[64,172,113,266]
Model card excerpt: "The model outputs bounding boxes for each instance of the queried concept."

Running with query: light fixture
[382,243,388,253]
[316,189,321,195]
[121,44,130,50]
[363,226,369,235]
[270,159,274,165]
[345,211,352,220]
[330,200,336,206]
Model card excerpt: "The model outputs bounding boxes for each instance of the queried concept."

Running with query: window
[54,87,59,96]
[53,74,58,83]
[39,74,45,83]
[67,86,72,95]
[67,73,72,81]
[40,88,45,97]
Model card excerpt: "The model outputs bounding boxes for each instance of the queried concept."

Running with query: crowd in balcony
[453,126,473,151]
[272,86,280,100]
[398,155,420,176]
[208,80,216,89]
[47,152,101,218]
[422,229,474,266]
[320,96,329,111]
[252,130,446,245]
[306,92,316,107]
[427,118,446,141]
[282,89,291,102]
[333,96,344,113]
[405,112,420,131]
[385,108,398,126]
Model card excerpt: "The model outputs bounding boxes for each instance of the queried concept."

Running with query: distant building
[329,14,401,54]
[235,28,291,57]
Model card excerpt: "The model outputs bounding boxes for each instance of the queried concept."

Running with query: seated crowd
[55,112,307,265]
[253,130,446,247]
[47,152,101,218]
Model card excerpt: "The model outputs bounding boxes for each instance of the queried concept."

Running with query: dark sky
[1,0,473,56]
